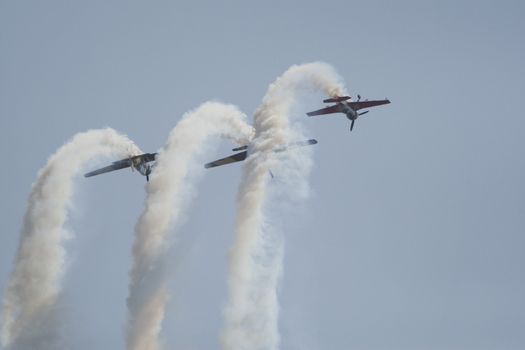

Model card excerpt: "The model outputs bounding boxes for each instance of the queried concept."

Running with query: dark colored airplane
[204,139,318,169]
[84,153,157,181]
[307,95,390,131]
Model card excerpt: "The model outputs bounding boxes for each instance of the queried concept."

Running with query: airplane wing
[204,151,248,168]
[347,99,390,111]
[84,159,132,177]
[306,104,343,117]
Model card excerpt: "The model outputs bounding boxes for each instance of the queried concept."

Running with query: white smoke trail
[1,128,141,349]
[126,101,255,350]
[222,62,347,350]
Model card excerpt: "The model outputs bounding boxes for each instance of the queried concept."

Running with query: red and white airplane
[307,95,390,131]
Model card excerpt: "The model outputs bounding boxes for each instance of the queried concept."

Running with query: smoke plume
[221,62,347,350]
[126,101,254,350]
[1,128,141,349]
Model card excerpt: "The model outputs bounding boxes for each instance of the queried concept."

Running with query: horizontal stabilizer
[323,95,351,103]
[232,145,248,152]
[274,139,317,152]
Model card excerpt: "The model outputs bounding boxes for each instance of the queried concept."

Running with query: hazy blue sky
[1,1,524,349]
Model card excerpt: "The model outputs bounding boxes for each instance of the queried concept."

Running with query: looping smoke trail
[126,101,254,350]
[222,62,347,350]
[1,128,141,349]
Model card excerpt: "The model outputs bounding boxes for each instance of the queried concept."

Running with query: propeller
[145,164,152,182]
[350,119,355,131]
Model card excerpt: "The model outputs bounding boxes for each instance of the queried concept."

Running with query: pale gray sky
[1,1,524,349]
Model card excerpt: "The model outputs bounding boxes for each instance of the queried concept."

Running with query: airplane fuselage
[135,162,154,177]
[130,155,156,180]
[340,102,359,121]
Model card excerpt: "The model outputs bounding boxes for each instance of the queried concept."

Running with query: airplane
[306,95,390,131]
[84,153,157,181]
[204,139,318,169]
